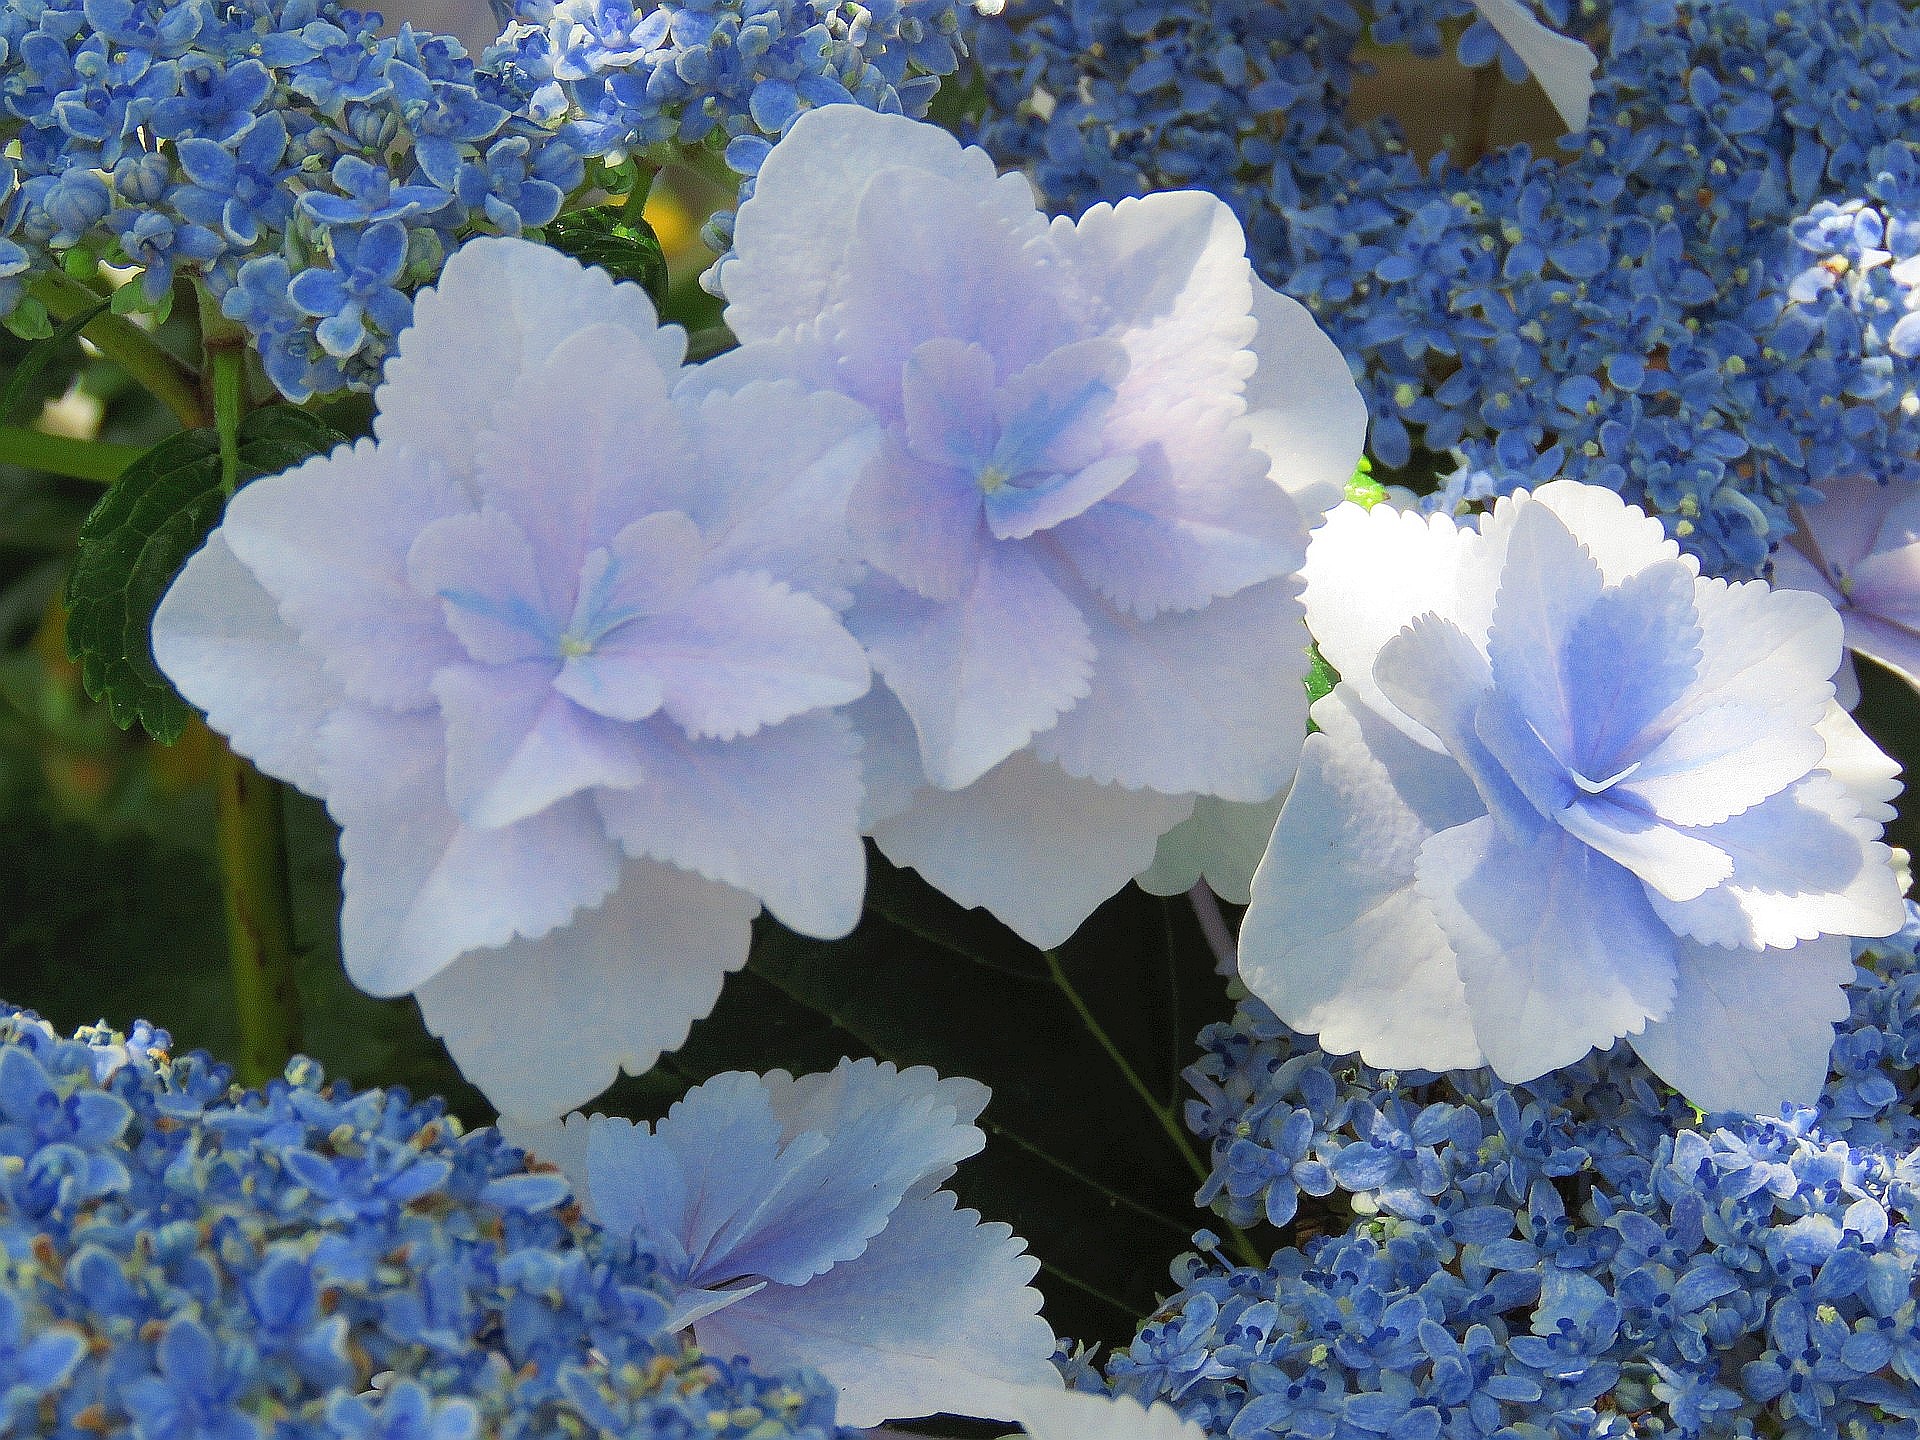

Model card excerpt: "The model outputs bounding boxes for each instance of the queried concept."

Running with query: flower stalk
[29,273,209,430]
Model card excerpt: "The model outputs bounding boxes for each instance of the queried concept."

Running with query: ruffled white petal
[1628,935,1853,1116]
[1004,1386,1205,1440]
[151,534,340,797]
[1815,700,1902,825]
[415,862,758,1123]
[1416,816,1677,1082]
[1239,688,1487,1071]
[723,106,1038,345]
[1034,575,1309,801]
[594,710,868,940]
[694,1188,1058,1428]
[872,750,1193,949]
[1240,278,1368,524]
[221,438,467,711]
[378,236,684,477]
[1136,793,1284,906]
[318,705,622,995]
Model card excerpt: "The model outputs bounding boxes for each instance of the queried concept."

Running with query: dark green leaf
[0,296,111,426]
[1305,642,1339,706]
[595,852,1234,1346]
[545,207,671,310]
[64,407,346,742]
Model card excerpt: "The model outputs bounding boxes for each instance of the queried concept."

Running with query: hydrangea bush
[2,0,1918,1433]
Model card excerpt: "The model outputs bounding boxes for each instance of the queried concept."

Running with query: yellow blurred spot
[643,188,698,263]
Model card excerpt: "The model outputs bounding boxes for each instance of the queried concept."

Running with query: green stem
[619,160,657,225]
[0,424,142,483]
[1043,950,1265,1269]
[213,744,303,1086]
[29,274,209,430]
[201,288,303,1085]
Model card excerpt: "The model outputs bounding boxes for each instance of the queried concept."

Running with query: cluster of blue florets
[1069,912,1920,1437]
[0,0,590,399]
[490,0,968,267]
[968,0,1920,578]
[0,1004,844,1440]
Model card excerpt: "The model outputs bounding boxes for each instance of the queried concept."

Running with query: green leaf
[593,853,1236,1347]
[0,295,111,426]
[544,206,671,310]
[1305,642,1339,706]
[64,407,346,742]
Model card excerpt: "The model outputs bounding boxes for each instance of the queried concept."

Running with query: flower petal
[724,105,1043,345]
[594,710,867,939]
[434,662,650,829]
[1047,407,1304,619]
[1627,935,1853,1115]
[1815,700,1901,825]
[849,432,991,602]
[1239,278,1368,524]
[1239,687,1486,1071]
[694,1188,1058,1428]
[379,236,683,477]
[1648,776,1906,949]
[855,548,1094,791]
[1006,1388,1205,1440]
[1469,0,1597,132]
[1033,574,1309,801]
[318,706,621,995]
[1482,497,1606,763]
[1414,815,1677,1082]
[152,534,340,797]
[1136,793,1284,907]
[407,508,560,666]
[873,750,1193,948]
[221,437,467,710]
[1059,190,1257,406]
[415,862,757,1122]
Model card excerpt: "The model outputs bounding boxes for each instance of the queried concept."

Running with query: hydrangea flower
[0,1004,846,1440]
[711,104,1365,948]
[153,236,875,1123]
[1239,481,1907,1112]
[1773,476,1920,707]
[503,1058,1060,1426]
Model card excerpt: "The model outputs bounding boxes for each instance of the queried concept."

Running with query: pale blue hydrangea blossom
[708,105,1365,948]
[1773,475,1920,708]
[1239,481,1908,1114]
[153,236,876,1124]
[502,1059,1060,1427]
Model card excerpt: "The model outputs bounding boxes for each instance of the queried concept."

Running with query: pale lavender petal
[1815,700,1901,825]
[1500,480,1684,585]
[695,1188,1057,1428]
[221,437,467,710]
[827,165,1068,413]
[1649,776,1906,949]
[1415,815,1676,1082]
[407,509,559,666]
[681,380,876,610]
[762,1059,990,1199]
[1469,0,1597,132]
[472,322,698,580]
[591,573,868,742]
[380,236,683,476]
[1843,611,1920,696]
[1482,498,1605,762]
[1299,502,1482,741]
[595,710,867,939]
[1768,543,1843,609]
[990,338,1129,477]
[850,432,991,603]
[901,337,1000,471]
[1047,408,1304,619]
[1058,190,1257,407]
[1619,579,1839,827]
[1032,574,1308,801]
[700,1058,988,1286]
[1628,935,1853,1115]
[1794,476,1909,575]
[318,706,621,995]
[1555,794,1732,903]
[575,511,706,633]
[985,455,1137,544]
[1557,558,1702,779]
[723,105,1041,345]
[434,661,650,829]
[1007,1389,1203,1440]
[1136,793,1284,907]
[845,685,928,829]
[855,550,1094,791]
[871,750,1193,949]
[415,863,758,1123]
[1239,688,1487,1072]
[152,535,340,797]
[1239,278,1368,524]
